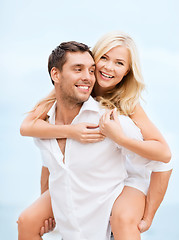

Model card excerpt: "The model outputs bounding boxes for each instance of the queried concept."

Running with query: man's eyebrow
[72,64,83,67]
[72,64,96,67]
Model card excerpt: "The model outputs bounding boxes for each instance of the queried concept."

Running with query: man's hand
[138,170,172,233]
[41,167,50,194]
[40,218,56,236]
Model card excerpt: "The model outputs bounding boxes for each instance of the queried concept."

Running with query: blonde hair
[31,88,56,121]
[92,31,145,116]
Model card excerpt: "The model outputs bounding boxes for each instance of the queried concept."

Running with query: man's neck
[55,97,82,125]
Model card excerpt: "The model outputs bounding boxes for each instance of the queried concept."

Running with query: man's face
[57,52,96,105]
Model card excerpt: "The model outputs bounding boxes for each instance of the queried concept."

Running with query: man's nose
[82,69,92,81]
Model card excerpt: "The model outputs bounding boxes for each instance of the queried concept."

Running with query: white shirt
[34,96,171,240]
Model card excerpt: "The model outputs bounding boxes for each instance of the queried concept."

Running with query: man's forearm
[143,170,172,223]
[41,166,50,194]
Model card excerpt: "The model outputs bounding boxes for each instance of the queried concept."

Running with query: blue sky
[0,0,179,238]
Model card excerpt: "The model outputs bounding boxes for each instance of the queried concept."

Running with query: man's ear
[50,67,61,84]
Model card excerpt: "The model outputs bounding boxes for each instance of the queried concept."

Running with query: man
[35,42,128,239]
[19,41,172,240]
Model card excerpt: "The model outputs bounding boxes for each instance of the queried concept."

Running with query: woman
[18,32,171,240]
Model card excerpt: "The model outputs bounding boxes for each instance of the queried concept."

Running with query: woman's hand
[69,123,105,143]
[99,109,126,144]
[40,218,56,236]
[138,218,152,233]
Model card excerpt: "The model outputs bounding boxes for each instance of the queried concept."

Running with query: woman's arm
[99,107,172,233]
[99,105,171,163]
[130,104,171,162]
[20,102,104,143]
[20,101,68,138]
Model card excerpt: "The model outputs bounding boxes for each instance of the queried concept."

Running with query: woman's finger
[52,219,56,228]
[49,218,53,231]
[44,219,49,233]
[83,134,105,140]
[112,108,119,122]
[102,111,112,122]
[81,135,105,143]
[84,138,105,143]
[86,129,101,134]
[85,123,99,129]
[99,113,106,126]
[40,226,45,236]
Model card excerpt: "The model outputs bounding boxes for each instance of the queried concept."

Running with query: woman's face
[95,45,130,92]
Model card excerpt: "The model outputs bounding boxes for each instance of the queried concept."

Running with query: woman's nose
[104,61,114,71]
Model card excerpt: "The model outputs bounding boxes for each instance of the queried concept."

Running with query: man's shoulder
[81,96,104,114]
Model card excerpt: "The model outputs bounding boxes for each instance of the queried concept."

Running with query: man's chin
[76,91,91,102]
[78,94,91,103]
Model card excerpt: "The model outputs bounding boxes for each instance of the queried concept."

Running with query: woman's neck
[93,82,114,98]
[93,82,106,98]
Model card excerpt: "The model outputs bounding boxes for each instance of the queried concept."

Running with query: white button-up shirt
[34,96,171,240]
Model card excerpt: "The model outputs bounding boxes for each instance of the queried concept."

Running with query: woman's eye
[75,68,81,72]
[116,62,123,66]
[100,56,107,60]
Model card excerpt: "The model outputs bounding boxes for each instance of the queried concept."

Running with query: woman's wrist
[115,134,129,147]
[63,125,74,139]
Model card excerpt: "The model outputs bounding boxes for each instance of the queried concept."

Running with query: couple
[18,31,172,240]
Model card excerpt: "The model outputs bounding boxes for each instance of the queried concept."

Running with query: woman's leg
[111,186,145,240]
[18,190,54,240]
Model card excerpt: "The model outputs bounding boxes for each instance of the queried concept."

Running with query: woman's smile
[95,45,130,91]
[99,71,114,80]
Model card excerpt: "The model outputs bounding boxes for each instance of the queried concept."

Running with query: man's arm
[40,166,56,236]
[138,170,172,232]
[41,166,50,194]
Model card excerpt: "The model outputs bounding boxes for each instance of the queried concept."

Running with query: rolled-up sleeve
[146,160,173,172]
[116,115,143,155]
[39,149,52,167]
[117,115,173,172]
[33,138,50,167]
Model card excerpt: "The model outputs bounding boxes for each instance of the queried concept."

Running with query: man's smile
[75,84,90,92]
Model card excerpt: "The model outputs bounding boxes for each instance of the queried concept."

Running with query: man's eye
[75,68,81,71]
[90,69,95,73]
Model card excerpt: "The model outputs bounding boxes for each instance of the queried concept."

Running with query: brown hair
[31,41,93,120]
[48,41,93,85]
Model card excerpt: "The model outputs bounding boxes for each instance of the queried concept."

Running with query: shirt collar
[47,96,100,119]
[47,101,56,119]
[78,96,100,114]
